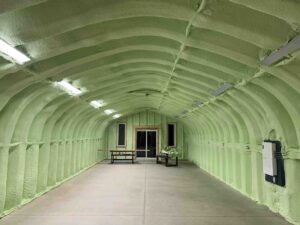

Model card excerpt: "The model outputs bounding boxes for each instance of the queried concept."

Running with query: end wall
[106,110,187,159]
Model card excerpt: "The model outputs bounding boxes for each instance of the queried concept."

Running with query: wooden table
[110,150,136,164]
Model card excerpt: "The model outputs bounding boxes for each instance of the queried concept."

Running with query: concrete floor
[0,160,291,225]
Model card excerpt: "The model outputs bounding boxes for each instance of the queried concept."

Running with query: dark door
[147,131,156,158]
[136,130,157,158]
[136,131,146,157]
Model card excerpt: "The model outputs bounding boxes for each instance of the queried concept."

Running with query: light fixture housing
[192,100,203,108]
[181,110,189,115]
[0,39,30,64]
[90,100,104,108]
[113,114,121,119]
[104,109,114,115]
[261,35,300,66]
[178,110,189,118]
[56,80,82,96]
[211,83,233,97]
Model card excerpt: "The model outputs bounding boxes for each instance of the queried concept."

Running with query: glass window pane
[118,123,126,146]
[136,131,146,157]
[168,124,175,146]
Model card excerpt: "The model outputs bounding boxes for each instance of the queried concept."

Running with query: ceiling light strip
[55,81,121,119]
[0,39,30,64]
[261,35,300,66]
[113,114,121,119]
[90,100,104,108]
[104,109,114,115]
[211,83,233,97]
[56,80,82,96]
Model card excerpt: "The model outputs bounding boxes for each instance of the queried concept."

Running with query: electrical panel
[263,140,285,187]
[263,142,277,176]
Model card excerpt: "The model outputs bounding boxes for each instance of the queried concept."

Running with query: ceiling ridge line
[158,0,207,110]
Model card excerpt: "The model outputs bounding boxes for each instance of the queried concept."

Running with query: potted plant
[162,146,178,158]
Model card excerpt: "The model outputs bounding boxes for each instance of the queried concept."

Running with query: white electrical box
[263,142,277,176]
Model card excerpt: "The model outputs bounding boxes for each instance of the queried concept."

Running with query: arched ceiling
[0,0,299,123]
[1,1,300,223]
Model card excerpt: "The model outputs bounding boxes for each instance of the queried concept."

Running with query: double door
[136,130,157,158]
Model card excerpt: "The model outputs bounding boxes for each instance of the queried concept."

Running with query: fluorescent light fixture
[113,114,121,119]
[0,39,30,64]
[104,109,114,115]
[261,35,300,66]
[192,100,203,108]
[181,110,189,115]
[90,100,104,108]
[56,80,82,96]
[179,110,189,118]
[211,83,233,97]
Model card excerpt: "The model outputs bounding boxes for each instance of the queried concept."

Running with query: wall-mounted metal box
[263,142,277,176]
[263,140,285,187]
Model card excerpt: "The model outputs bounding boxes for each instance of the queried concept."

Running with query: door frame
[134,127,159,158]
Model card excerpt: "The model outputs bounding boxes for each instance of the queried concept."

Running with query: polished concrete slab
[0,160,291,225]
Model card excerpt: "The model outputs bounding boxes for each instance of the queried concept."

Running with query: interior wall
[106,110,186,159]
[0,83,107,218]
[185,75,300,225]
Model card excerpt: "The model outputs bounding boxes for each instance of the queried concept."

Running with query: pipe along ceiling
[0,0,300,223]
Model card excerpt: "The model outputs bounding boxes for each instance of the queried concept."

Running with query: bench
[156,153,178,167]
[110,150,136,164]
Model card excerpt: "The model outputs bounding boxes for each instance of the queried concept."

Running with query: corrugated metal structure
[0,0,299,224]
